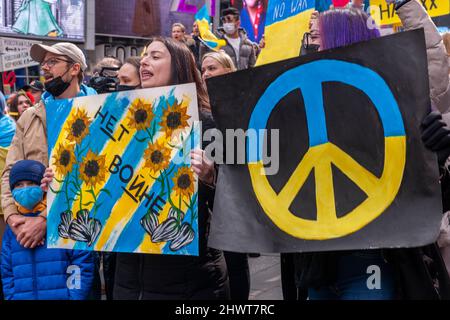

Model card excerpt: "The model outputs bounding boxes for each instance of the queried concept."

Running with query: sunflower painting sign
[46,84,200,256]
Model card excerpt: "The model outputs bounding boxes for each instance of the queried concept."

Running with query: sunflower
[66,108,91,144]
[80,150,107,188]
[52,142,76,177]
[160,100,190,139]
[127,98,154,131]
[172,166,195,198]
[144,140,172,174]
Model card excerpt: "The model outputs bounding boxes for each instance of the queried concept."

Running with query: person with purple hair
[295,1,450,300]
[318,8,380,51]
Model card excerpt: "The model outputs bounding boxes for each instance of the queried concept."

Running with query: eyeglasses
[221,15,237,23]
[40,57,73,68]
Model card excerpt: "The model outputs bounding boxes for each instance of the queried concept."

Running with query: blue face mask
[12,186,44,210]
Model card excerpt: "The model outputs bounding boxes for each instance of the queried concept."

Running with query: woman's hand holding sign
[190,149,216,187]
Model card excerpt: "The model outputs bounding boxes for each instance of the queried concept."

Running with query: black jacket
[294,244,450,300]
[113,112,230,300]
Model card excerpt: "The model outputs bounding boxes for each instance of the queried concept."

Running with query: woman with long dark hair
[113,37,229,300]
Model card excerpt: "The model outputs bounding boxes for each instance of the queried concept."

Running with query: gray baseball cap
[30,42,88,71]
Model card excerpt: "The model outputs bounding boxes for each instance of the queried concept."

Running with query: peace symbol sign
[247,60,406,240]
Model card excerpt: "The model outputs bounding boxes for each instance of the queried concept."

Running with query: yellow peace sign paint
[247,60,406,240]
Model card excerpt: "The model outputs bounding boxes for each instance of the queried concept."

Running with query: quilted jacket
[1,219,94,300]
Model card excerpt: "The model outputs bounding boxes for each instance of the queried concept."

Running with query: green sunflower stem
[74,146,84,212]
[189,195,195,225]
[64,171,70,211]
[158,170,167,198]
[91,186,98,218]
[146,122,156,144]
[79,184,83,212]
[178,194,182,226]
[75,144,80,162]
[73,163,83,212]
[165,175,181,216]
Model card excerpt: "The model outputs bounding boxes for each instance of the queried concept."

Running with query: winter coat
[113,113,230,300]
[397,0,450,114]
[1,85,97,223]
[0,147,8,217]
[217,29,257,70]
[1,216,95,300]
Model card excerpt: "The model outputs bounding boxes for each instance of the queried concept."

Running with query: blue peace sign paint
[247,60,406,162]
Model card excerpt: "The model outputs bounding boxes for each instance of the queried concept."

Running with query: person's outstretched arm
[396,0,450,113]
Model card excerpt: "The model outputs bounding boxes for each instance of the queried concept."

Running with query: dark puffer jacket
[113,112,230,300]
[217,28,257,70]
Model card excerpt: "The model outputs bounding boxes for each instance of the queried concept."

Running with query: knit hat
[9,160,46,190]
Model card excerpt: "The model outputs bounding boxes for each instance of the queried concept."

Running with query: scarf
[16,196,47,215]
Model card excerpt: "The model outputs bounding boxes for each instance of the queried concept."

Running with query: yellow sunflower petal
[80,150,107,188]
[52,142,76,177]
[144,140,172,174]
[160,100,191,139]
[66,108,91,144]
[172,166,195,198]
[127,98,154,131]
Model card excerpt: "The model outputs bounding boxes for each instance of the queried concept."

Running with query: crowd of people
[1,0,450,300]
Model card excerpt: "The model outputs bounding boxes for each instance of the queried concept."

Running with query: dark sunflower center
[177,174,191,190]
[59,150,71,167]
[151,150,163,164]
[167,112,181,129]
[85,160,100,178]
[135,109,148,123]
[72,119,86,137]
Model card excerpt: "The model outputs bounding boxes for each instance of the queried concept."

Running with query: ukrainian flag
[256,0,316,66]
[195,5,226,51]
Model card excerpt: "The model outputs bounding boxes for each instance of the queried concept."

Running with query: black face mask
[300,32,320,56]
[116,84,140,92]
[44,63,75,97]
[301,44,320,56]
[44,76,71,97]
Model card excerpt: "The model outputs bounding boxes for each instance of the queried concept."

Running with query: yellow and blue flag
[369,0,449,26]
[195,5,226,51]
[256,0,316,66]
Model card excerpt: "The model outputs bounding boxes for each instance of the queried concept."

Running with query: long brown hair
[124,56,142,86]
[145,37,211,113]
[8,90,33,121]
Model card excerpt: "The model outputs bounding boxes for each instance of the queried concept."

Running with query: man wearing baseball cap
[1,42,96,249]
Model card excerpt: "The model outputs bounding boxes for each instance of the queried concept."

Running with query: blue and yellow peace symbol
[247,60,406,240]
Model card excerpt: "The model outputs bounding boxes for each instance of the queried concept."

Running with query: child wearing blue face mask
[0,160,95,300]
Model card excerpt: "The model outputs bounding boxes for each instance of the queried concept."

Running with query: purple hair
[319,8,380,51]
